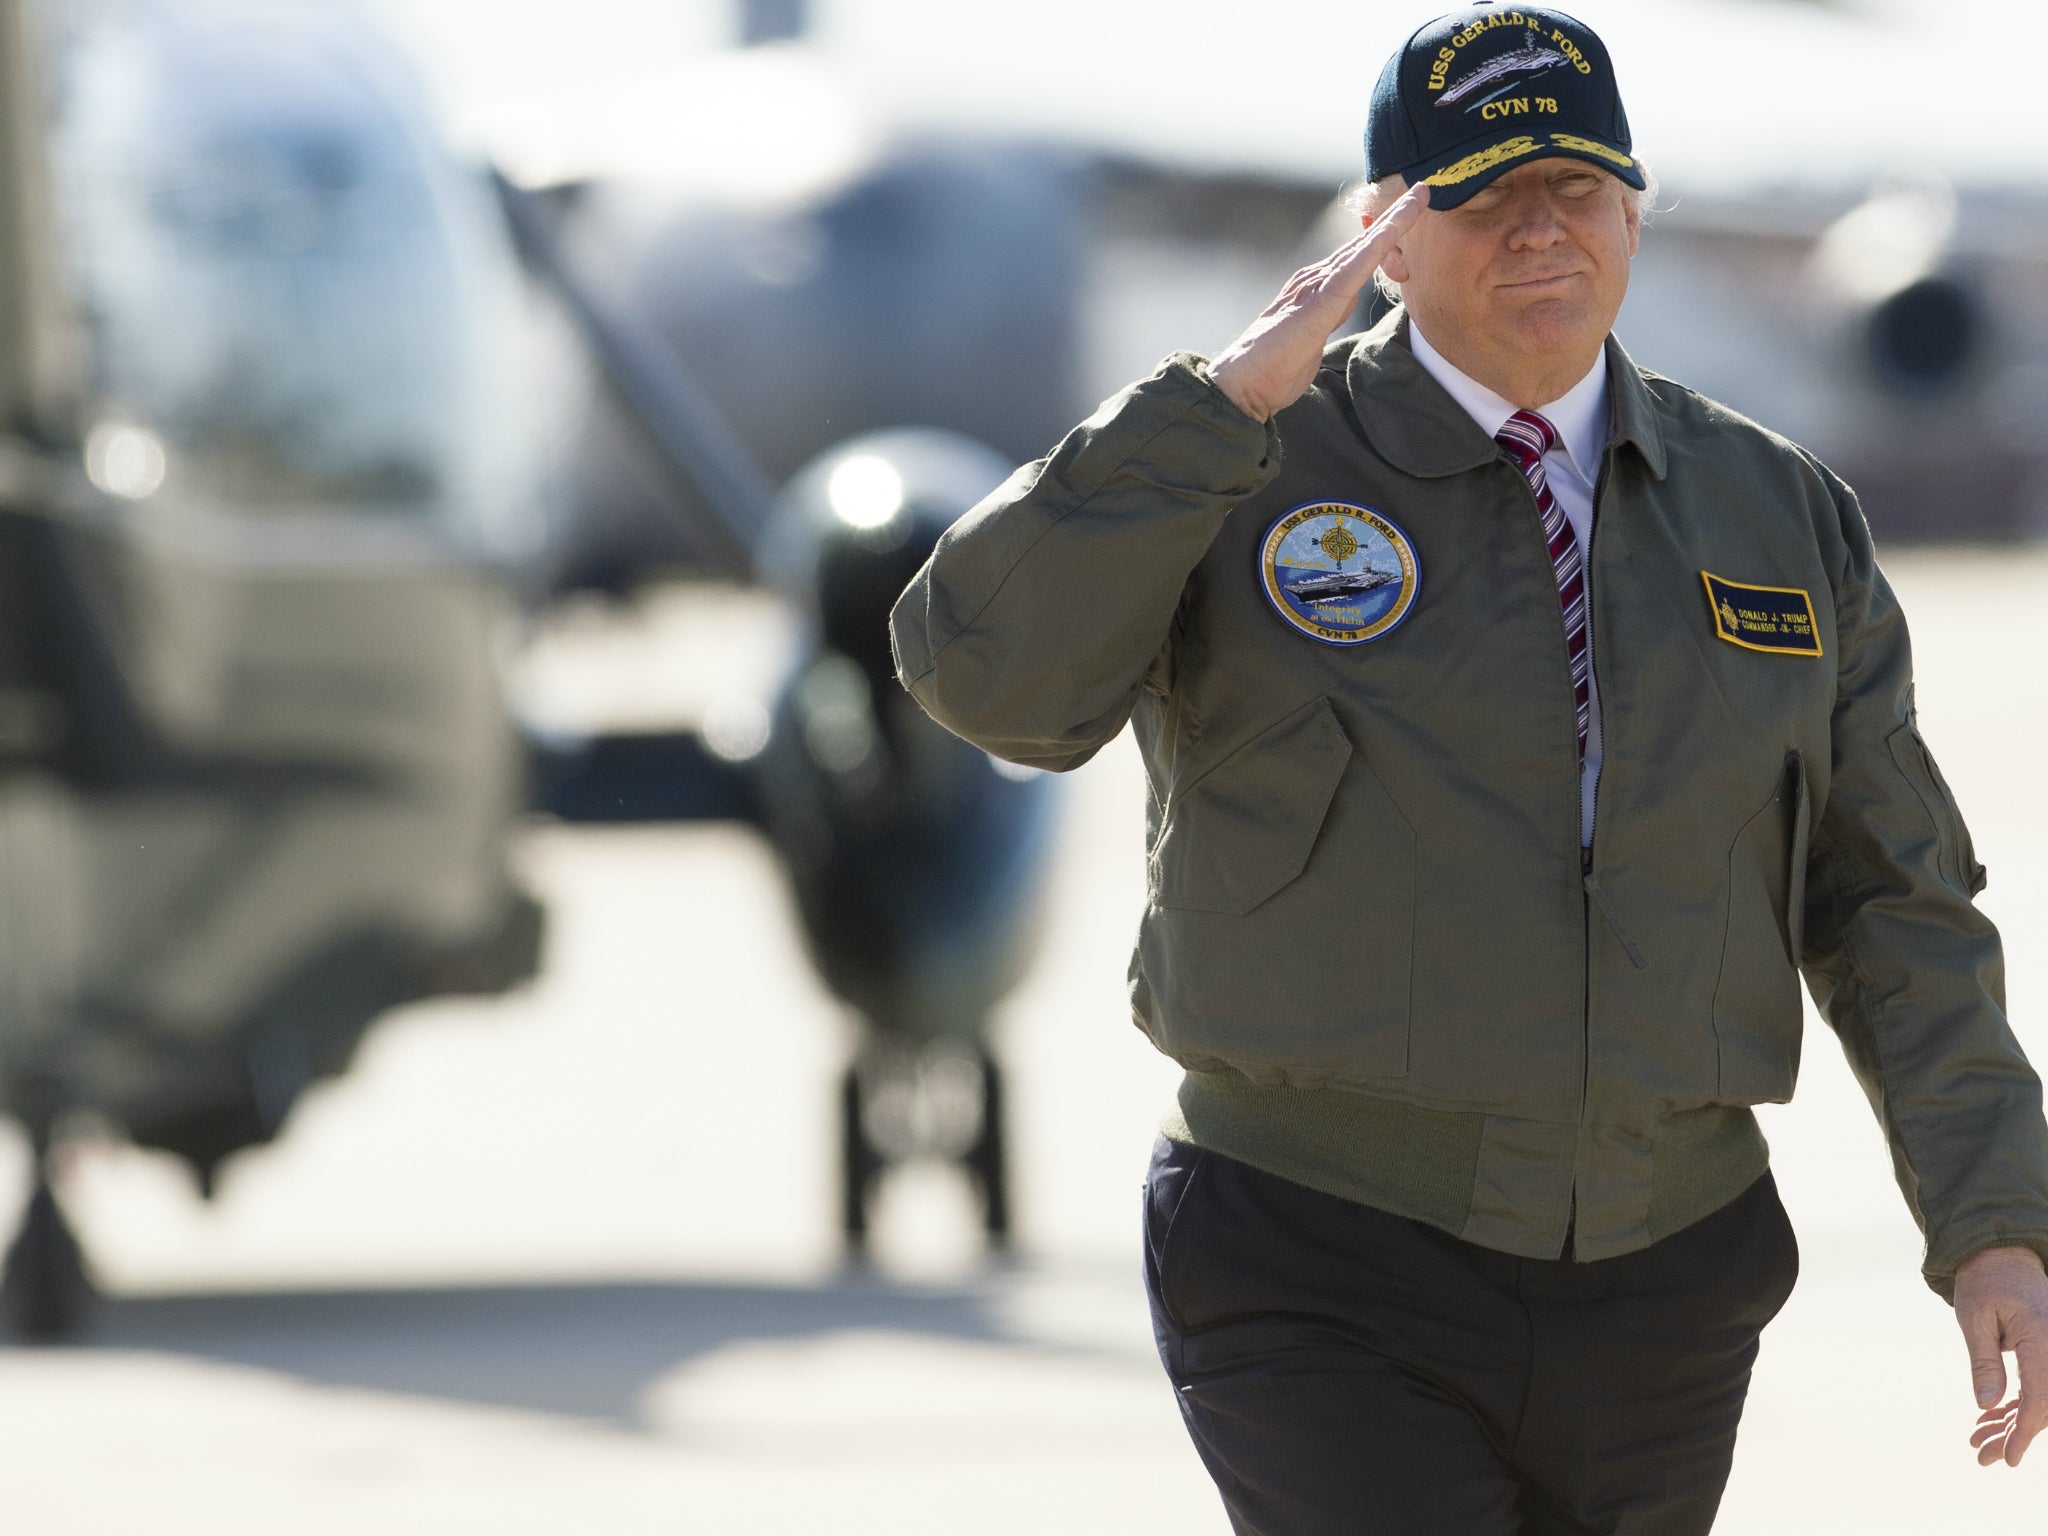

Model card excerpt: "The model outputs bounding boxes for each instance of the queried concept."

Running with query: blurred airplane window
[36,0,516,517]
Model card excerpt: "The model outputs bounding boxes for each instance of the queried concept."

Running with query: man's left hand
[1956,1244,2048,1466]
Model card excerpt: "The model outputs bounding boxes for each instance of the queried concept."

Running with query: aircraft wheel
[968,1049,1011,1249]
[3,1182,93,1341]
[840,1064,880,1256]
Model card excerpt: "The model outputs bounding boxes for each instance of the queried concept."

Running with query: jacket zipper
[1574,443,1616,1242]
[1585,446,1613,867]
[1580,445,1643,977]
[1569,441,1659,1255]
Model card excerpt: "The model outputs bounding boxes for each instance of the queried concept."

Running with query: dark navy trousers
[1142,1137,1799,1535]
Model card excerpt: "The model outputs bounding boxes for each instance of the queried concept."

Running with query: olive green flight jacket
[888,311,2048,1297]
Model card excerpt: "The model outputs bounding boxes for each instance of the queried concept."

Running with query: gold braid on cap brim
[1424,136,1539,187]
[1547,133,1637,169]
[1423,132,1637,188]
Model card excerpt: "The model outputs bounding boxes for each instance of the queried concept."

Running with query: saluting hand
[1956,1244,2048,1466]
[1208,182,1431,424]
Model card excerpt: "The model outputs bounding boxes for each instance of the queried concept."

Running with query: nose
[1504,186,1569,250]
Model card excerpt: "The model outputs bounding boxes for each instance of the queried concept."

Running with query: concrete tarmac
[3,551,2046,1532]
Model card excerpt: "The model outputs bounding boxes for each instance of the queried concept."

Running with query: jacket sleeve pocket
[1152,696,1352,915]
[1885,724,1987,897]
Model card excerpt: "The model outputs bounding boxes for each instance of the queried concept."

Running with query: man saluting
[890,6,2048,1530]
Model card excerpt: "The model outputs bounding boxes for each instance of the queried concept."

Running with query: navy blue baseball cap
[1366,5,1646,209]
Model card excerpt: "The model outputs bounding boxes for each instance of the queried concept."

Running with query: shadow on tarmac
[27,1272,1058,1430]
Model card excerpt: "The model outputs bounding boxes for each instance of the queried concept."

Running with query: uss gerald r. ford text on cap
[1366,5,1647,208]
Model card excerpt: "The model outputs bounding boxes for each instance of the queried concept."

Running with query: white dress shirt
[1407,319,1611,845]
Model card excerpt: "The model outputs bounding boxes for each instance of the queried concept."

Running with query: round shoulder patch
[1258,501,1420,646]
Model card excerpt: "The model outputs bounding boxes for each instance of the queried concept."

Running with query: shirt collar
[1407,317,1611,485]
[1336,310,1668,482]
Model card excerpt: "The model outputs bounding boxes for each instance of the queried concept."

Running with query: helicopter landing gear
[839,1038,1011,1258]
[840,1064,882,1255]
[3,1130,93,1341]
[964,1051,1010,1250]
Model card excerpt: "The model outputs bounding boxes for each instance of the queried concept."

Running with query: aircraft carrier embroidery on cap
[1437,40,1569,112]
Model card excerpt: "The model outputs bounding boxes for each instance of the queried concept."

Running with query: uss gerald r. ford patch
[1260,501,1420,646]
[1701,571,1823,656]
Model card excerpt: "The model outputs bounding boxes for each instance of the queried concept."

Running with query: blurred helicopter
[0,0,1068,1334]
[0,0,550,1335]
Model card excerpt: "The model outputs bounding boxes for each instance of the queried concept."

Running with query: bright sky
[357,0,2028,194]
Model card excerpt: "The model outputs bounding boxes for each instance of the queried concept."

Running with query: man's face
[1379,159,1641,378]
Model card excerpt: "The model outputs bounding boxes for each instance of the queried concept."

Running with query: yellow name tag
[1700,571,1823,657]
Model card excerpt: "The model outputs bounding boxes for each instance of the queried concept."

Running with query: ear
[1382,240,1413,284]
[1623,191,1642,259]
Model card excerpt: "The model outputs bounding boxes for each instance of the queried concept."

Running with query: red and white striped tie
[1495,410,1590,760]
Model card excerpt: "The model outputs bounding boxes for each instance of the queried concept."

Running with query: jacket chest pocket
[1144,695,1414,1085]
[1153,697,1353,914]
[1713,752,1810,1102]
